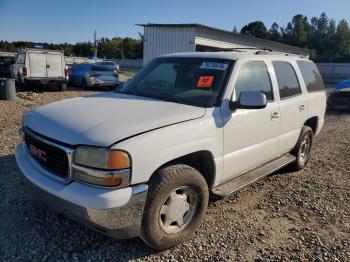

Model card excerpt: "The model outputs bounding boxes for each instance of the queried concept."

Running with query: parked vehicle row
[16,49,326,250]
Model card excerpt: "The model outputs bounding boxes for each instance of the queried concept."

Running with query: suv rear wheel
[290,126,314,171]
[141,164,208,250]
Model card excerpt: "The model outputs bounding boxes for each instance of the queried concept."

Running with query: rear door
[28,52,47,77]
[272,61,308,155]
[46,53,63,78]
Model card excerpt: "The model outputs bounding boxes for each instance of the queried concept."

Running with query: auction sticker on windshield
[200,62,228,71]
[197,76,214,88]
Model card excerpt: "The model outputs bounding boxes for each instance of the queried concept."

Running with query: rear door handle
[299,104,306,112]
[271,112,280,120]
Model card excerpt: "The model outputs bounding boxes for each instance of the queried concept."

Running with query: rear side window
[273,61,301,99]
[297,61,325,92]
[234,61,274,101]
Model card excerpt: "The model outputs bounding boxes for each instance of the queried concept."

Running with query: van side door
[221,60,281,181]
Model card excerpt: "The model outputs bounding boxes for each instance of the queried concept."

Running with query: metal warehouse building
[138,23,309,64]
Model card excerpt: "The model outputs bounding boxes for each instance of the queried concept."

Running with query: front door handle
[299,104,306,112]
[271,112,280,120]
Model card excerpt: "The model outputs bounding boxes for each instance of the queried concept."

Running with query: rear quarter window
[297,61,325,92]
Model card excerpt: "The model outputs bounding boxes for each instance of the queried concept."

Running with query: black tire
[58,84,67,91]
[81,79,88,90]
[141,164,209,250]
[290,126,314,171]
[18,74,26,91]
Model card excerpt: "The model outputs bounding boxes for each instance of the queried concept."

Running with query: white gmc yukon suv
[16,50,326,250]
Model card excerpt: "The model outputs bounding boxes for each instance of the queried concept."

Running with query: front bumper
[15,144,148,239]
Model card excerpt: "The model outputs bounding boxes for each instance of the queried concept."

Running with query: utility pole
[121,38,125,60]
[94,30,97,59]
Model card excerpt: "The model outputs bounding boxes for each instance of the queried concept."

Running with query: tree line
[1,12,350,62]
[239,13,350,62]
[0,36,143,60]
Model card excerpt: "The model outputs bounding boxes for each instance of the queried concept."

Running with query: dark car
[327,87,350,112]
[0,56,15,77]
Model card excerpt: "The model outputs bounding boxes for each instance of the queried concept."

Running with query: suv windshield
[120,57,234,107]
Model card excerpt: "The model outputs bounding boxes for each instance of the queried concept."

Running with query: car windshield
[120,57,234,107]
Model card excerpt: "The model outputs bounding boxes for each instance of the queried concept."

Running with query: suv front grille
[24,131,69,179]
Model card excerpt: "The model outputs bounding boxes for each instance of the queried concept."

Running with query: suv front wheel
[141,164,209,250]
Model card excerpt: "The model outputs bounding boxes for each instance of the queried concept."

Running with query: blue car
[336,80,350,90]
[68,63,118,89]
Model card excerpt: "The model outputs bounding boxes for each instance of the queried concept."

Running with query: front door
[222,60,280,181]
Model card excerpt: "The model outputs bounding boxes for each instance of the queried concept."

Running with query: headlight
[73,146,131,187]
[75,146,130,169]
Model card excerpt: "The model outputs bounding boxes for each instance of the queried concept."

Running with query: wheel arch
[304,116,318,134]
[151,150,216,189]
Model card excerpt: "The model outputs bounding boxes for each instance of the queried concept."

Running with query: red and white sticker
[197,76,214,88]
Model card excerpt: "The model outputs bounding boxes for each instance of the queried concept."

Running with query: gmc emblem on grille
[29,144,47,162]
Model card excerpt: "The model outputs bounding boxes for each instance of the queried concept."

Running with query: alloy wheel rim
[159,186,198,234]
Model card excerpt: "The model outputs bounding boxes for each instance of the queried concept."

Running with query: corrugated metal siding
[143,26,195,64]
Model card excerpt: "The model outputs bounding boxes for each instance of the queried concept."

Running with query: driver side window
[234,61,274,101]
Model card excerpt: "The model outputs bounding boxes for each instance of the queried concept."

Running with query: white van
[12,49,68,91]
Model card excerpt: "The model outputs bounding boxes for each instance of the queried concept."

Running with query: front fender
[111,113,223,185]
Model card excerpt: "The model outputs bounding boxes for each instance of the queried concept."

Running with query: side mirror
[231,90,267,109]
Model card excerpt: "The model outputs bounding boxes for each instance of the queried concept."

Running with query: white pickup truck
[16,50,326,250]
[12,49,68,91]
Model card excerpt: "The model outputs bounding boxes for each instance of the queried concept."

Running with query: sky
[0,0,349,44]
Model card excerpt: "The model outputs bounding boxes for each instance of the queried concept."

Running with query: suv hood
[24,92,205,147]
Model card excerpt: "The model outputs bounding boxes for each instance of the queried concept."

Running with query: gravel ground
[0,86,349,261]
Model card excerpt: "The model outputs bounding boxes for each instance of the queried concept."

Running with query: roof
[137,23,309,56]
[160,50,309,61]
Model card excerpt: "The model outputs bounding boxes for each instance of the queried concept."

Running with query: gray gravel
[0,86,349,261]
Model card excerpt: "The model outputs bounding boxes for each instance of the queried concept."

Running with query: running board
[211,153,296,199]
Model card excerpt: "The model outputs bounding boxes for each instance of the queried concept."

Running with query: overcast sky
[0,0,349,43]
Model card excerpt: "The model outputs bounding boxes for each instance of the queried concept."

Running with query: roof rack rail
[209,47,272,52]
[255,49,306,58]
[206,47,308,58]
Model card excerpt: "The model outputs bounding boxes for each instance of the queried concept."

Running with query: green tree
[268,23,281,41]
[240,21,267,38]
[335,19,350,58]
